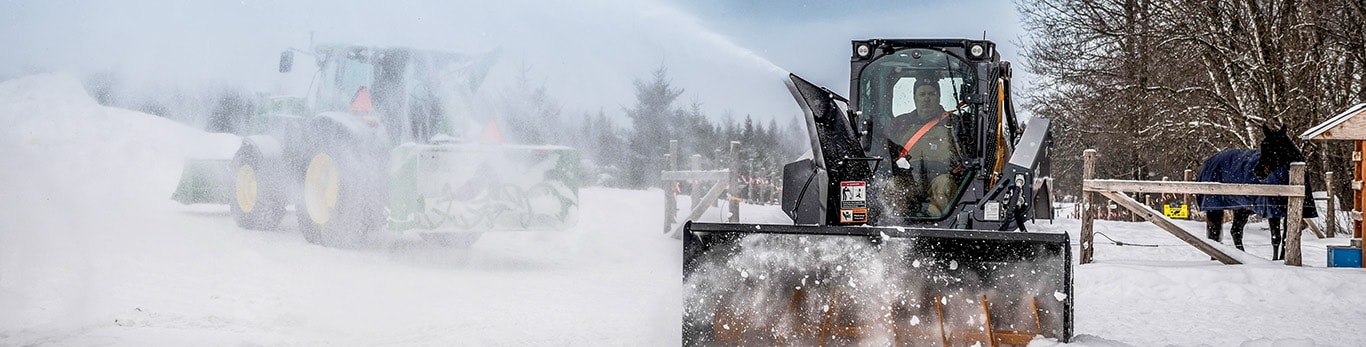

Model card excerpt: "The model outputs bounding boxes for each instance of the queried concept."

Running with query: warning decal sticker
[839,208,868,224]
[840,181,866,208]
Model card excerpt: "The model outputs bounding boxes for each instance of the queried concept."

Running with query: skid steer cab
[172,44,580,248]
[682,39,1071,345]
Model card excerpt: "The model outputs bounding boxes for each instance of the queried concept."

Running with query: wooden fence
[661,140,739,239]
[1080,149,1311,266]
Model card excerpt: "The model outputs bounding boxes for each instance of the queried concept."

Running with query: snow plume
[683,232,1068,345]
[0,0,795,126]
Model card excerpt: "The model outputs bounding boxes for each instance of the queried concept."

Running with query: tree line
[520,67,808,200]
[1019,0,1366,200]
[82,64,809,202]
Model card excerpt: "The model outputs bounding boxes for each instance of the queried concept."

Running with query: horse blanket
[1195,149,1317,218]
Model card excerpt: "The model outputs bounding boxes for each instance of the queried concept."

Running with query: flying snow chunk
[896,157,911,169]
[1054,291,1068,301]
[949,260,959,270]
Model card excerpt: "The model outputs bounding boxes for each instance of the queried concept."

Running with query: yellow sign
[1163,204,1189,219]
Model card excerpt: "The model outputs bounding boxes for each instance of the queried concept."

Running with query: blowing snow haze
[0,0,795,124]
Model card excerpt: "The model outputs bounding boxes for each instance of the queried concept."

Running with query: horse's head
[1256,124,1305,180]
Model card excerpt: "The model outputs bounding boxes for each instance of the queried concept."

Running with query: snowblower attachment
[682,39,1071,345]
[683,224,1070,346]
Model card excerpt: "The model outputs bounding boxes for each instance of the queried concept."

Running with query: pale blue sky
[668,0,1031,95]
[0,0,1030,122]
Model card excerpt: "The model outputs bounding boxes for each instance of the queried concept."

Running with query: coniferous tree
[623,66,684,188]
[500,63,563,145]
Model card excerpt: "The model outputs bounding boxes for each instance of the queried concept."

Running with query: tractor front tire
[230,148,285,230]
[296,135,385,248]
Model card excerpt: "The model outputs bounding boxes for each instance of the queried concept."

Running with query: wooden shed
[1300,103,1366,267]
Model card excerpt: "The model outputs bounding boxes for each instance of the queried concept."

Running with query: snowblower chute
[682,39,1072,345]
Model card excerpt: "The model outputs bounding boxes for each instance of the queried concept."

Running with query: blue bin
[1328,246,1362,268]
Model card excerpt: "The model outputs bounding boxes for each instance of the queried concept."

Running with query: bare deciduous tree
[1020,0,1366,200]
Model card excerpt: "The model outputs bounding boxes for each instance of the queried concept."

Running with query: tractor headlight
[856,44,871,58]
[970,44,985,58]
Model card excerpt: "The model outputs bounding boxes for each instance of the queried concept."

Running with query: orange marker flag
[351,87,374,113]
[480,120,503,144]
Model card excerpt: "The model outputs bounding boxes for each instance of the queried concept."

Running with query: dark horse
[1196,125,1317,261]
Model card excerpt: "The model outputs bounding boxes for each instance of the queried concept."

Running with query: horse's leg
[1206,209,1225,243]
[1269,217,1285,261]
[1231,209,1252,251]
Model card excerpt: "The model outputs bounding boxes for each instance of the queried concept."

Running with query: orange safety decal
[839,208,868,224]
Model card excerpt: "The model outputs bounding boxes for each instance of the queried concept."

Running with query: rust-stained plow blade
[683,222,1072,346]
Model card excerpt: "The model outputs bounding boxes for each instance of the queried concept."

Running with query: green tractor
[173,44,579,248]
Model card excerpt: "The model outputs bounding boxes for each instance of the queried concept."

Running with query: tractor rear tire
[296,133,385,248]
[230,148,285,230]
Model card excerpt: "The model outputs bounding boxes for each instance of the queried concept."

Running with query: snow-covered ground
[2,73,1365,346]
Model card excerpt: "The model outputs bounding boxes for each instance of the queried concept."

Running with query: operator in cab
[884,77,963,216]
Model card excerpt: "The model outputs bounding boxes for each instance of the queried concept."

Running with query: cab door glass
[858,48,976,220]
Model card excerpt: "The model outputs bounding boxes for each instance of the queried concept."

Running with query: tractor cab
[851,40,1024,227]
[280,44,499,145]
[857,46,981,220]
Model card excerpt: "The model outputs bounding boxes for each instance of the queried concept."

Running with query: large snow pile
[2,73,1366,346]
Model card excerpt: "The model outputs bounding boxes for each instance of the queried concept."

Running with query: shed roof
[1301,103,1366,141]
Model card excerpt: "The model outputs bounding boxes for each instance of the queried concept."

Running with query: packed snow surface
[3,74,1366,346]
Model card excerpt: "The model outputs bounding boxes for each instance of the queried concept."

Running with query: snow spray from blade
[683,232,1069,345]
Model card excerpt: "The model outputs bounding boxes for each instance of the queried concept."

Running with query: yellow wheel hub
[304,152,339,225]
[235,164,258,213]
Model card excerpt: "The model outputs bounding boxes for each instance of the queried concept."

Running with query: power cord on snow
[1094,231,1159,247]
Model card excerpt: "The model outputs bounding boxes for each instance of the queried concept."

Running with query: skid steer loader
[682,39,1070,346]
[172,44,579,248]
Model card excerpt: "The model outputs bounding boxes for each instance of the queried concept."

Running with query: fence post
[1327,171,1337,238]
[1080,149,1097,264]
[663,140,678,233]
[690,154,702,211]
[1130,190,1138,222]
[1286,162,1306,266]
[1160,176,1168,205]
[1184,169,1196,221]
[729,141,741,223]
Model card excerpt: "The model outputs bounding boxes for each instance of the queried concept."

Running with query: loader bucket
[683,222,1072,346]
[171,159,233,205]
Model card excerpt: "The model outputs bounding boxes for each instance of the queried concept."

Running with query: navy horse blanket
[1196,149,1317,218]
